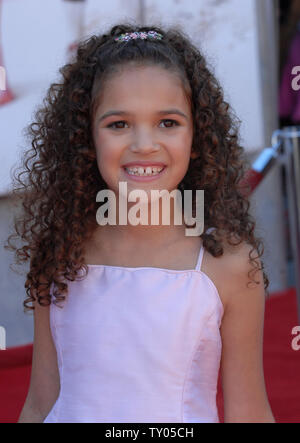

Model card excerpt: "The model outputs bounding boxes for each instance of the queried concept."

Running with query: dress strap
[194,227,215,271]
[194,241,205,272]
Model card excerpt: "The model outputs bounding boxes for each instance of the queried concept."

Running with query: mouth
[122,164,167,182]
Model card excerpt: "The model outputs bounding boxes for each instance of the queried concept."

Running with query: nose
[130,127,160,154]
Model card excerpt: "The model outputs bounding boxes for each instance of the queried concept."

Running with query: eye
[106,119,180,130]
[107,121,128,129]
[160,119,179,128]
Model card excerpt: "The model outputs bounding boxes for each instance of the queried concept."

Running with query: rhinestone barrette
[114,30,163,43]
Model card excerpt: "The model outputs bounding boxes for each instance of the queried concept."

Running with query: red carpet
[0,288,299,423]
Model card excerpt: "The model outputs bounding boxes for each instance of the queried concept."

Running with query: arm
[219,242,276,423]
[18,294,60,423]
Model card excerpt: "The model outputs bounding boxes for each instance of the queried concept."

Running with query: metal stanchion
[239,136,282,197]
[280,126,300,324]
[240,127,300,322]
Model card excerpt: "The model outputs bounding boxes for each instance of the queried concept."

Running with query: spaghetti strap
[195,241,205,272]
[194,226,216,271]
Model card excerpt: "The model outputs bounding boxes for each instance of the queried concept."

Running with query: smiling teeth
[125,166,164,176]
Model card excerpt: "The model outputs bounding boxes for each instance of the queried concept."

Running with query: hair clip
[114,30,163,43]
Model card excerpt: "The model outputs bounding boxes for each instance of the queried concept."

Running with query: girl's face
[92,64,194,199]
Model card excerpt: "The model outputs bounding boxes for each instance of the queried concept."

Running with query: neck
[94,194,189,249]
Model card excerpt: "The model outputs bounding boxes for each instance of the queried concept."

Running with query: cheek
[94,132,119,165]
[171,132,192,162]
[93,135,124,188]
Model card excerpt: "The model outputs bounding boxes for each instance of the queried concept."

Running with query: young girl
[7,23,275,423]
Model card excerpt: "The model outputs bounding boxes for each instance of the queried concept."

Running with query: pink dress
[43,240,224,423]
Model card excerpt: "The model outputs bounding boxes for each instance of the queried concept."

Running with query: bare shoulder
[201,233,264,313]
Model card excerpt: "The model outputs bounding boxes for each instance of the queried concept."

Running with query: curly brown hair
[5,23,269,312]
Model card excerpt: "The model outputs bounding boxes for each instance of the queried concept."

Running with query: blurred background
[0,0,300,423]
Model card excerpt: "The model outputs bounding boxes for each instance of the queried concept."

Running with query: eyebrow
[97,109,189,123]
